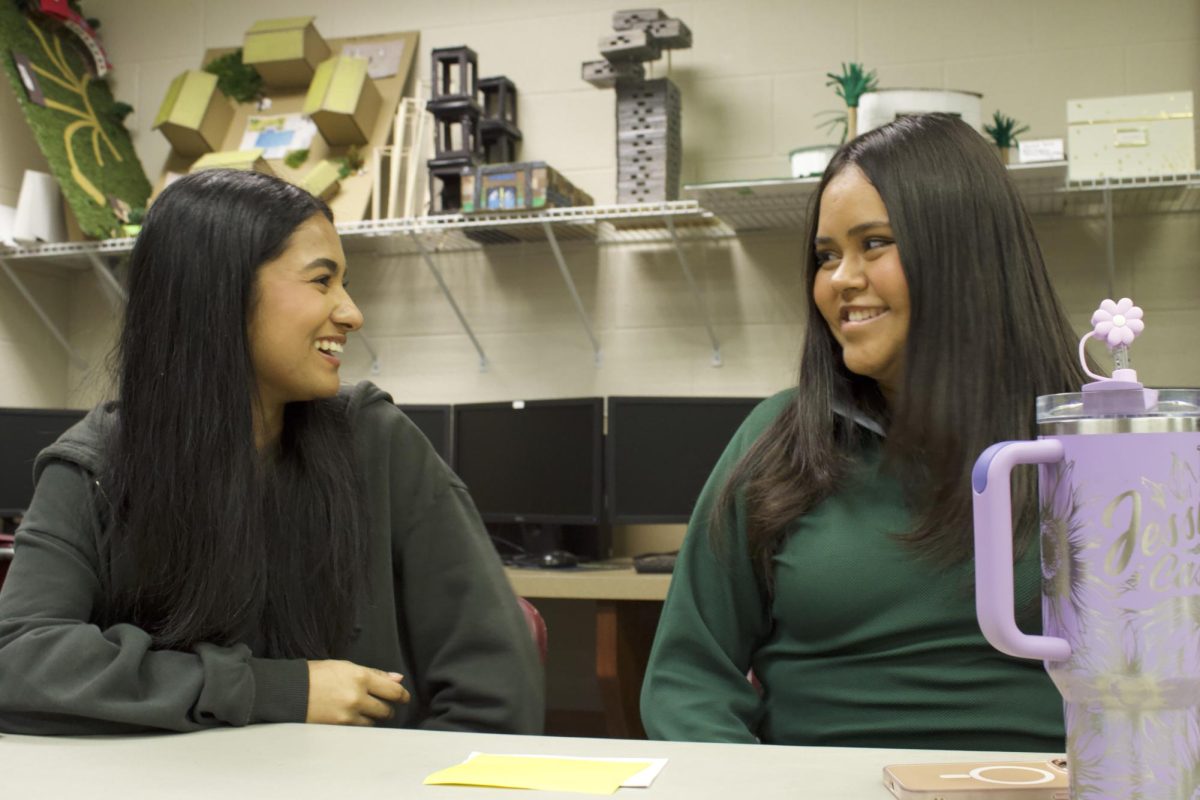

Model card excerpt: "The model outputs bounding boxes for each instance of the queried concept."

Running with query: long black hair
[103,169,367,657]
[718,114,1087,590]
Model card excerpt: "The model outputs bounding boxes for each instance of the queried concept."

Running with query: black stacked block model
[583,8,692,203]
[479,76,522,165]
[425,46,482,214]
[425,46,528,213]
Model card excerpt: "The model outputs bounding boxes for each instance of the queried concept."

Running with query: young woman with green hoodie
[0,169,543,734]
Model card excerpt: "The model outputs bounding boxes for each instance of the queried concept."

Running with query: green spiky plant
[984,110,1029,163]
[825,62,877,139]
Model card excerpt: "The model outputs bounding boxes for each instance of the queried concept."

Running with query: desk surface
[0,724,1054,800]
[505,562,670,600]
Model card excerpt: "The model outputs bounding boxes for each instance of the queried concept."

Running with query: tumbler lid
[1037,299,1200,430]
[1037,388,1200,425]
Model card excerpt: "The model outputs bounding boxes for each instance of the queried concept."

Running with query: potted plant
[825,62,877,140]
[984,110,1030,165]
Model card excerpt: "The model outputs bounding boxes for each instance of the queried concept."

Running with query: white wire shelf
[682,177,819,231]
[5,167,1195,266]
[0,201,727,268]
[684,163,1200,231]
[340,201,727,256]
[0,235,137,269]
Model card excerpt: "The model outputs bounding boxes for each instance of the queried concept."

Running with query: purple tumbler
[974,299,1200,800]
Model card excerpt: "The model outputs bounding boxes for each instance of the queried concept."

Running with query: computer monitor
[453,398,604,525]
[0,408,88,516]
[396,404,453,466]
[606,396,764,524]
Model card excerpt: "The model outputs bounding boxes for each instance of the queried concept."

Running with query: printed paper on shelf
[1018,139,1065,164]
[238,113,317,159]
[341,39,406,79]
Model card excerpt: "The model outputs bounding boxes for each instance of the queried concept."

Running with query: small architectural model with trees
[148,15,418,223]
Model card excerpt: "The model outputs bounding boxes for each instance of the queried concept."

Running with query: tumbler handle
[972,439,1071,662]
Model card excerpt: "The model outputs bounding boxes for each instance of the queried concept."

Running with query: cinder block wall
[1,0,1195,410]
[2,0,1198,724]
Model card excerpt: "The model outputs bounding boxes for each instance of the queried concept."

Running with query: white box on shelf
[12,171,66,245]
[857,88,983,136]
[789,145,838,178]
[1066,91,1195,181]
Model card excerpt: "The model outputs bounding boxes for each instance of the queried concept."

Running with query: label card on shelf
[1018,139,1065,164]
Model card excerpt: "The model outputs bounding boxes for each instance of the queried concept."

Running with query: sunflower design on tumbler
[1040,459,1088,638]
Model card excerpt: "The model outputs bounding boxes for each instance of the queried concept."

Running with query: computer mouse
[539,549,579,569]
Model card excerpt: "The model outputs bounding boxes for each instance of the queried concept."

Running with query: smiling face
[247,214,363,418]
[812,165,911,401]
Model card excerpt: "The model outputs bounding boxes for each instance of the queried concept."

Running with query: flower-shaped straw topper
[1091,298,1144,349]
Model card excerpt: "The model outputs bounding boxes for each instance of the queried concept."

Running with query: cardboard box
[301,159,343,200]
[190,148,276,176]
[461,161,593,214]
[153,70,234,157]
[302,55,382,146]
[1067,91,1195,181]
[242,17,331,90]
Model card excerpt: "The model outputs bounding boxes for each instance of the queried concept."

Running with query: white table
[0,723,1055,799]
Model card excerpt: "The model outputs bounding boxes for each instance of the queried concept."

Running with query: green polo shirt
[641,390,1063,750]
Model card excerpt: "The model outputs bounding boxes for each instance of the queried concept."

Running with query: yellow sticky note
[424,754,653,795]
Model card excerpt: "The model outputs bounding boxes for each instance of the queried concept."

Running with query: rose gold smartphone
[883,758,1068,800]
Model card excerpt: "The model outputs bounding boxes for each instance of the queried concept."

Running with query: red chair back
[517,596,547,665]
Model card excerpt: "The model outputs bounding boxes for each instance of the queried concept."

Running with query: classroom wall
[2,0,1198,726]
[1,0,1196,410]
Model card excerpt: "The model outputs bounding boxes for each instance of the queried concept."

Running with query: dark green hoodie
[0,381,544,735]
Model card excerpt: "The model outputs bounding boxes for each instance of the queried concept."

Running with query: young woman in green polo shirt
[641,114,1084,751]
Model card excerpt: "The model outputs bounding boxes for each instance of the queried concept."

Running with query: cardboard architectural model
[583,8,691,203]
[151,15,418,224]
